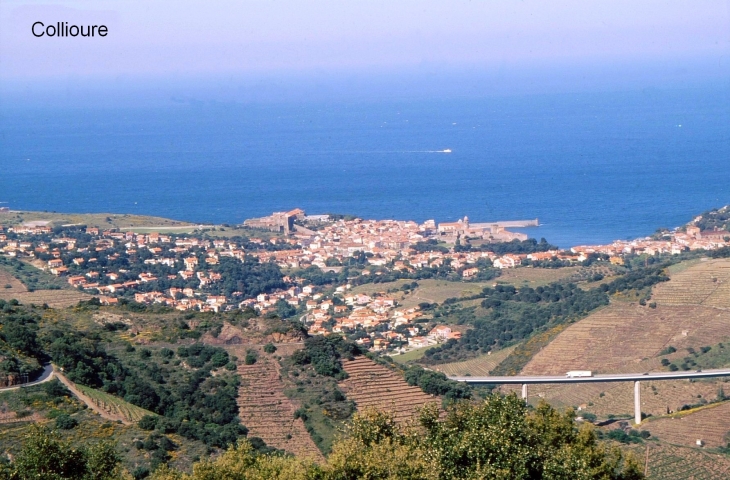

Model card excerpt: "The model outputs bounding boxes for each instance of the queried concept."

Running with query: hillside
[2,210,195,230]
[339,356,441,423]
[432,346,516,376]
[640,443,730,479]
[234,346,323,460]
[512,260,730,412]
[488,258,730,479]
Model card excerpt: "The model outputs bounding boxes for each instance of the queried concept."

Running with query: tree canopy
[144,395,642,480]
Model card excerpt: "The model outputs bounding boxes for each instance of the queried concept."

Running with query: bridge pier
[521,384,528,401]
[634,381,641,425]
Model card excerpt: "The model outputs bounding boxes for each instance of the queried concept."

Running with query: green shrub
[138,415,158,431]
[244,350,258,365]
[54,413,78,430]
[659,346,676,355]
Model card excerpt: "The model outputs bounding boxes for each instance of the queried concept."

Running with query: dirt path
[53,370,131,425]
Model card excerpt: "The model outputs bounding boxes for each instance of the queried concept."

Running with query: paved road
[450,368,730,385]
[0,364,54,392]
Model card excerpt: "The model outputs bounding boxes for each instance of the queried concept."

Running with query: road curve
[0,363,54,392]
[449,368,730,385]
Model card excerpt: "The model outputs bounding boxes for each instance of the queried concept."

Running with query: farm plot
[236,351,323,460]
[0,269,27,296]
[74,384,155,424]
[0,289,91,307]
[395,279,493,309]
[497,266,582,286]
[433,346,516,376]
[642,443,730,479]
[643,401,730,449]
[339,356,440,423]
[507,378,728,419]
[521,303,730,376]
[653,258,730,308]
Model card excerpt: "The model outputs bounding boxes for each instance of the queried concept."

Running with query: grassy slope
[431,346,516,376]
[2,211,194,229]
[0,381,208,474]
[491,258,730,479]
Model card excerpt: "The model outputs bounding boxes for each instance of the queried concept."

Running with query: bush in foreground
[150,395,642,480]
[3,395,642,480]
[1,425,120,480]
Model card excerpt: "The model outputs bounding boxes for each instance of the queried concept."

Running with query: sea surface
[1,85,729,248]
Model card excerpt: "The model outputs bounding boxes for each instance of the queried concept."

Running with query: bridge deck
[450,368,730,385]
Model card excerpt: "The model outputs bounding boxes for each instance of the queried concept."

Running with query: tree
[329,397,643,480]
[148,394,642,479]
[4,425,120,480]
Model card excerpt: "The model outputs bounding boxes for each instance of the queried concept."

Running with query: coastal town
[1,208,729,355]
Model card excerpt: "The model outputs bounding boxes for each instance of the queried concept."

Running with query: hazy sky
[1,1,728,100]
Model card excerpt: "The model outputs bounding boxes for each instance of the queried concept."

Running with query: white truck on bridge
[566,370,593,378]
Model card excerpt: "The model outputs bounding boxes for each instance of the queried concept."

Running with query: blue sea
[1,85,728,248]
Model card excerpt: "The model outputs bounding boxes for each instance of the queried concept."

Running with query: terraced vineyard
[236,349,323,460]
[339,356,440,423]
[504,377,726,419]
[640,443,730,479]
[511,261,730,418]
[74,384,155,424]
[521,304,730,376]
[653,258,730,309]
[644,401,730,449]
[0,289,91,307]
[432,346,516,376]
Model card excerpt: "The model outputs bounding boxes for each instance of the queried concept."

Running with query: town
[2,208,729,356]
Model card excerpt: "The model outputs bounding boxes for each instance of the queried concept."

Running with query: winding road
[0,363,54,392]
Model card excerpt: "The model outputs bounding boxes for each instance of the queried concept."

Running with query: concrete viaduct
[449,369,730,425]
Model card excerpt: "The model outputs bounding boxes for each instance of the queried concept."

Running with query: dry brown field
[644,401,730,449]
[635,443,730,480]
[653,258,730,309]
[2,210,194,230]
[339,356,440,423]
[521,303,730,376]
[235,348,323,460]
[497,266,582,286]
[0,289,91,308]
[432,346,516,376]
[511,259,730,419]
[0,269,27,295]
[503,378,727,419]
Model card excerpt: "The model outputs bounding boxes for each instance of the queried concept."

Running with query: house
[428,325,452,341]
[50,266,69,276]
[47,258,63,269]
[462,267,479,278]
[67,276,86,286]
[493,255,518,269]
[408,336,430,348]
[179,270,195,280]
[98,296,118,306]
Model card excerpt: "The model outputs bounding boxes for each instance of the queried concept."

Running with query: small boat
[442,149,452,153]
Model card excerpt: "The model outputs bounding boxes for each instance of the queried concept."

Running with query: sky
[0,0,728,102]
